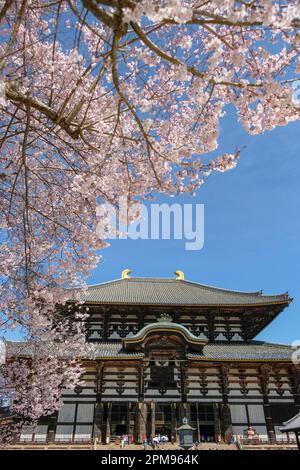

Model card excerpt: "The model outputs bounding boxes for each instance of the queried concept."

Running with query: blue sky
[4,106,299,345]
[88,105,300,345]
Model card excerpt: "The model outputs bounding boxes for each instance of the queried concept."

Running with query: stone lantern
[175,417,196,450]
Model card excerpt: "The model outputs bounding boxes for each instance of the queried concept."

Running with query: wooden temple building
[5,270,300,444]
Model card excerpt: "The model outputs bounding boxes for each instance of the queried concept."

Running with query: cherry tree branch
[0,0,14,22]
[5,84,81,139]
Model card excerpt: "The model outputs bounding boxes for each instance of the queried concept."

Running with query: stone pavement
[2,442,298,451]
[3,442,237,451]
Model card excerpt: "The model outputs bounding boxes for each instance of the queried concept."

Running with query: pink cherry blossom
[0,0,300,441]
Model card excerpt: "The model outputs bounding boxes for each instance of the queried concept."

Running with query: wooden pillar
[93,363,104,443]
[213,403,221,441]
[289,366,300,413]
[180,361,188,402]
[171,403,178,443]
[263,403,276,443]
[206,312,217,342]
[220,364,232,442]
[196,403,201,442]
[178,402,190,422]
[127,402,132,440]
[138,364,145,402]
[259,365,276,443]
[136,402,147,443]
[220,404,232,442]
[295,431,300,451]
[150,401,156,438]
[93,402,103,443]
[105,402,112,444]
[46,412,58,443]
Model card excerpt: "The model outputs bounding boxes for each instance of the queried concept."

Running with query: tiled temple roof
[123,320,207,351]
[68,277,291,307]
[280,412,300,433]
[188,341,293,361]
[4,340,143,359]
[5,340,293,361]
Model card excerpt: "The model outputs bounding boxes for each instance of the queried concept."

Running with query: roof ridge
[203,341,292,348]
[73,277,289,299]
[68,278,124,289]
[256,340,292,348]
[178,279,265,296]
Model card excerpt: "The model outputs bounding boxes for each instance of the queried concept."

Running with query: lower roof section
[188,342,293,361]
[280,412,300,432]
[5,340,293,362]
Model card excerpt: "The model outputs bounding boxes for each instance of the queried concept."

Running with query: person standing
[247,426,255,439]
[93,437,98,450]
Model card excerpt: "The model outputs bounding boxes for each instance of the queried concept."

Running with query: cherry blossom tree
[0,0,300,440]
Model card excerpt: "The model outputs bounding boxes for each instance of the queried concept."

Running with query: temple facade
[6,271,300,444]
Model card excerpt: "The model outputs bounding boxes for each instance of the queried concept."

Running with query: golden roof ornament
[121,268,132,279]
[175,270,185,280]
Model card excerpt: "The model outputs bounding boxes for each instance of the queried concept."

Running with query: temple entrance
[111,403,127,438]
[154,403,172,440]
[190,404,216,442]
[199,425,215,442]
[146,402,175,440]
[104,401,217,444]
[113,424,127,435]
[155,426,172,438]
